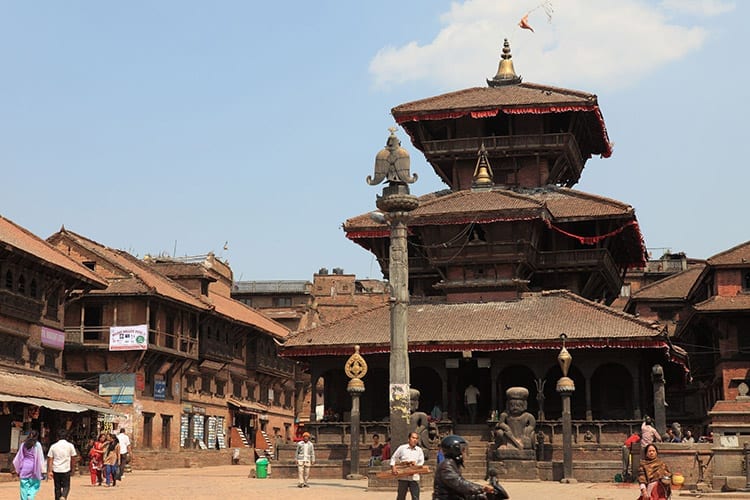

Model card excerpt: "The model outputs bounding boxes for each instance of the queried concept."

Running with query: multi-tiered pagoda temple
[283,41,686,435]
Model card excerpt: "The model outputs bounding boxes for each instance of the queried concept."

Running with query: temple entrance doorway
[447,357,491,423]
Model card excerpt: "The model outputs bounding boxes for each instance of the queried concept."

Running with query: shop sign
[154,379,166,401]
[99,373,136,396]
[109,324,148,351]
[41,327,65,350]
[111,395,134,404]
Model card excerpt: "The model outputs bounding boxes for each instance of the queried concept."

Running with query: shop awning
[0,394,117,415]
[227,398,267,415]
[0,368,115,415]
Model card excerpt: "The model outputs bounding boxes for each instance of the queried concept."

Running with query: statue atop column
[491,387,537,460]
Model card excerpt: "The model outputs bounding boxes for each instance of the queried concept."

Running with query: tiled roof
[207,291,289,339]
[50,229,209,309]
[694,295,750,312]
[344,186,634,232]
[282,290,665,356]
[631,266,705,301]
[50,229,290,338]
[147,261,215,280]
[0,368,111,409]
[0,216,106,287]
[707,240,750,266]
[391,83,598,116]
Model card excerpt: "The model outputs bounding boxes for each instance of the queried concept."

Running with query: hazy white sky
[1,0,744,280]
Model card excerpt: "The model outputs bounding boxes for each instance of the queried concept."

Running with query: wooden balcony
[428,240,536,266]
[65,325,198,358]
[536,248,621,289]
[423,132,582,160]
[0,289,43,322]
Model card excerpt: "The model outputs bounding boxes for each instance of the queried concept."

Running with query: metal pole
[347,388,363,479]
[345,346,367,480]
[556,335,577,484]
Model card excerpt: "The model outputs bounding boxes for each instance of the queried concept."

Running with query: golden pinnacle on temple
[488,38,522,87]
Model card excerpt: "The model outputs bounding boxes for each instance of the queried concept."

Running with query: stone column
[632,365,641,420]
[652,364,666,434]
[368,129,418,449]
[584,373,592,421]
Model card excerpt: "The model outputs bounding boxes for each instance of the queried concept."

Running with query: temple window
[743,271,750,291]
[5,269,12,289]
[17,274,25,294]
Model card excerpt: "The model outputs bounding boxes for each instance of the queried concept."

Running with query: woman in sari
[13,430,45,500]
[103,433,121,487]
[638,443,672,500]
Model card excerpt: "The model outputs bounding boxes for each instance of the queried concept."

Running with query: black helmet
[440,435,468,463]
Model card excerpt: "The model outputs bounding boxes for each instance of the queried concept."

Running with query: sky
[1,0,745,281]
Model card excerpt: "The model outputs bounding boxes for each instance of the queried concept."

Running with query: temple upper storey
[391,39,611,190]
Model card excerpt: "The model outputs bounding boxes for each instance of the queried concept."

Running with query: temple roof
[391,82,611,158]
[694,295,750,312]
[630,266,705,301]
[345,186,635,231]
[393,83,598,116]
[282,289,671,357]
[707,240,750,266]
[0,215,107,288]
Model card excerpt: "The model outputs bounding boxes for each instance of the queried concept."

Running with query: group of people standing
[87,429,131,487]
[12,426,131,500]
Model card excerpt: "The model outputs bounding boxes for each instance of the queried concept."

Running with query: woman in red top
[88,433,106,486]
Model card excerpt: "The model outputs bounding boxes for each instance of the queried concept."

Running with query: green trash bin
[256,457,269,479]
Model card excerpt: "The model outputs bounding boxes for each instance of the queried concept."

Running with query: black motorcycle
[469,469,509,500]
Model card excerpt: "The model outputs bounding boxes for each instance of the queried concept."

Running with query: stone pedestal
[488,459,538,480]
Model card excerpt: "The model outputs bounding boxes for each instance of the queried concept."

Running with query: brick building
[628,240,750,431]
[47,228,297,461]
[0,215,111,470]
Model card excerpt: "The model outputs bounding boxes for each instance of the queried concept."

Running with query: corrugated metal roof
[233,280,310,294]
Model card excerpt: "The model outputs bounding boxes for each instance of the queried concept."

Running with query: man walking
[295,432,315,488]
[464,384,480,424]
[47,429,78,500]
[390,432,425,500]
[116,428,131,479]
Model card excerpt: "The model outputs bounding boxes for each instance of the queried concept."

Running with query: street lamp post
[556,334,577,483]
[367,128,418,448]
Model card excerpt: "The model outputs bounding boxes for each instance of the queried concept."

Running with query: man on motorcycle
[433,435,498,500]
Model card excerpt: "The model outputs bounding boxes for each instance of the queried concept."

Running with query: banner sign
[109,324,148,351]
[41,327,65,350]
[99,373,136,396]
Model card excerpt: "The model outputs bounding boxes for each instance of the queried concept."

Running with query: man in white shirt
[116,428,131,478]
[295,432,315,487]
[390,432,425,500]
[47,429,77,500]
[464,384,480,424]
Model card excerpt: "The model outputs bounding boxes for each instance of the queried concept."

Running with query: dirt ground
[0,465,645,500]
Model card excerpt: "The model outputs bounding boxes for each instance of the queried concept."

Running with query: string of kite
[519,1,553,33]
